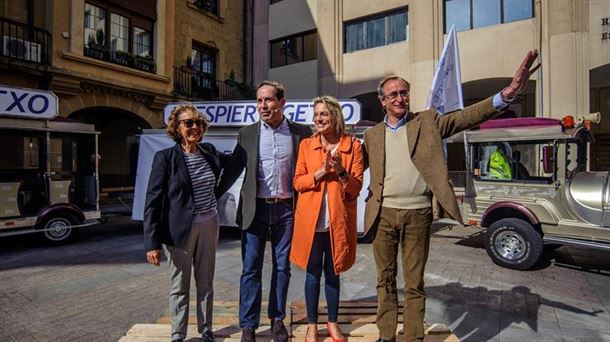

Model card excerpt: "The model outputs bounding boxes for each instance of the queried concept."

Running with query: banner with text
[164,100,362,126]
[0,85,58,120]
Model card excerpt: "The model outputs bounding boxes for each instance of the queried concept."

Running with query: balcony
[0,17,51,66]
[173,66,255,101]
[83,46,156,73]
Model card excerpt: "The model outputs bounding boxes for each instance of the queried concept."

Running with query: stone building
[0,0,248,190]
[249,0,610,171]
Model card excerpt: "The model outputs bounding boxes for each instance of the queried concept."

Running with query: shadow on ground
[0,216,242,270]
[355,282,604,341]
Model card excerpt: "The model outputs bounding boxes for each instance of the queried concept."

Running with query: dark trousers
[239,199,293,329]
[305,231,340,324]
[373,206,432,342]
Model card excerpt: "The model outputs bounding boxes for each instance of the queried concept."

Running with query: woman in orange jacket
[291,95,364,342]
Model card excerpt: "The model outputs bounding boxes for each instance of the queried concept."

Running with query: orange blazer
[290,134,364,274]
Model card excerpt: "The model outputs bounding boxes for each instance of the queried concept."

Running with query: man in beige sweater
[363,50,540,342]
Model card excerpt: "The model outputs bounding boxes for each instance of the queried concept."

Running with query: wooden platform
[289,300,458,342]
[291,300,398,324]
[118,301,459,341]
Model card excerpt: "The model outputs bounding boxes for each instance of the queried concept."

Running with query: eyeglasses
[384,90,410,101]
[180,119,204,128]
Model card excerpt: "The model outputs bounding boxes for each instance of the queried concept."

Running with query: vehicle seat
[512,151,530,180]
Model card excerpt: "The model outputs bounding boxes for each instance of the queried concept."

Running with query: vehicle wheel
[484,218,543,270]
[41,215,77,243]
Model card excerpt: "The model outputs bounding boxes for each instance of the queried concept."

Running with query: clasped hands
[314,149,347,183]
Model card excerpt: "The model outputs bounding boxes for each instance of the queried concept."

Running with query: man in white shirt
[218,81,311,342]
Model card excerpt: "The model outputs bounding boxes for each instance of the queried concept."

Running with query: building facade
[249,0,610,170]
[0,0,248,190]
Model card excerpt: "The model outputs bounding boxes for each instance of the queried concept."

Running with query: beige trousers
[164,209,220,340]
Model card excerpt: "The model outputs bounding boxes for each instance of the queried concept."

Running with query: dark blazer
[363,97,500,235]
[143,142,231,251]
[217,119,312,230]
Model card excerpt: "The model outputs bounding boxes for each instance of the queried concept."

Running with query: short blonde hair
[312,95,345,137]
[166,104,208,143]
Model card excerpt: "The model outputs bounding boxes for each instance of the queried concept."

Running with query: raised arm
[501,49,541,100]
[436,49,541,138]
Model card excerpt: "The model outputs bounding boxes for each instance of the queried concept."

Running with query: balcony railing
[0,17,51,66]
[173,66,255,101]
[84,46,157,73]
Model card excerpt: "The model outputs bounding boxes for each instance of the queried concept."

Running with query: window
[49,136,77,180]
[83,1,156,72]
[84,3,107,48]
[110,13,129,52]
[0,132,43,171]
[133,27,151,57]
[444,0,533,32]
[270,31,317,68]
[473,0,500,28]
[191,44,217,90]
[472,141,554,183]
[344,8,408,53]
[193,0,219,15]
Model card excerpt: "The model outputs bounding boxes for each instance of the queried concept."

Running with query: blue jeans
[305,232,340,323]
[239,199,293,329]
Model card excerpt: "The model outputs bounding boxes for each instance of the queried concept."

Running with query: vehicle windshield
[0,130,45,173]
[472,140,555,183]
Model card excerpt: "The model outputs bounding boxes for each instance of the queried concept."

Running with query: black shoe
[375,339,393,342]
[241,328,256,342]
[271,319,288,342]
[202,330,215,342]
[171,338,183,342]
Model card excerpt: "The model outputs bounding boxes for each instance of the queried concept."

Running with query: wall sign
[0,86,58,120]
[164,100,362,126]
[603,17,609,40]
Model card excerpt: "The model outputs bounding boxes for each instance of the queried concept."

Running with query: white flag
[426,25,464,114]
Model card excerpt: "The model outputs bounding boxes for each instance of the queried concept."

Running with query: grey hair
[377,75,410,101]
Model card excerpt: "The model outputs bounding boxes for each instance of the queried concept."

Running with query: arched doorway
[353,91,383,123]
[589,64,610,171]
[69,107,152,189]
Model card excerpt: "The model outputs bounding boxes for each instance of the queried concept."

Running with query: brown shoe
[241,328,255,342]
[271,319,288,342]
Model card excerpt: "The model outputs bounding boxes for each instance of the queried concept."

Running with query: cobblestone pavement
[1,218,609,342]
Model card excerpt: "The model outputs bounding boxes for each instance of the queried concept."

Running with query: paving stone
[1,220,609,341]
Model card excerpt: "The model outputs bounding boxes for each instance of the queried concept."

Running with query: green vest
[489,149,512,180]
